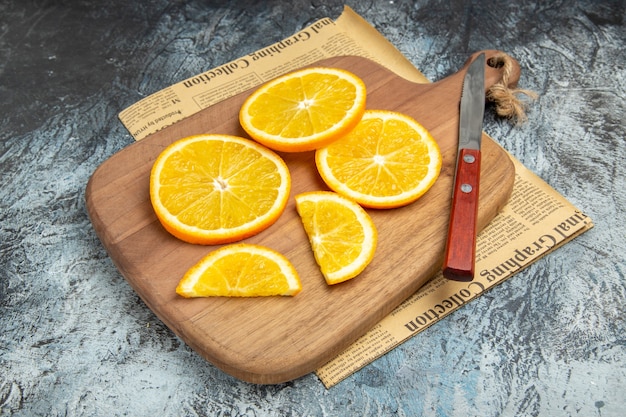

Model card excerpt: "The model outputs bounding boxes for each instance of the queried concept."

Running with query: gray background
[1,0,624,416]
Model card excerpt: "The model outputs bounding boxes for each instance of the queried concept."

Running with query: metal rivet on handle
[461,184,473,193]
[463,154,476,163]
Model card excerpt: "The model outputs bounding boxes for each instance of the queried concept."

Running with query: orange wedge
[176,244,302,297]
[315,110,442,209]
[239,67,367,152]
[150,134,290,245]
[295,191,377,285]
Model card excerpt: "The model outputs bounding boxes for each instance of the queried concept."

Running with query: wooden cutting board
[86,50,518,384]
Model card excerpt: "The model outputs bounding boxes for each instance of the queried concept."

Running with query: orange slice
[295,191,377,285]
[150,134,290,245]
[239,67,367,152]
[315,110,442,209]
[176,244,302,297]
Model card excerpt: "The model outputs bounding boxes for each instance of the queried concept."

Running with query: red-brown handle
[443,148,481,281]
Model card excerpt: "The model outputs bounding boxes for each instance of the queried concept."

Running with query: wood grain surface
[86,51,517,384]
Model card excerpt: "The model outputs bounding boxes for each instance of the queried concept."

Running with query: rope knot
[486,53,538,124]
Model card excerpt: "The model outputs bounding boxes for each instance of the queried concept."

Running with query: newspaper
[118,6,593,388]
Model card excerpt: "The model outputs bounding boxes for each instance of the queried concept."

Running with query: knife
[442,53,486,281]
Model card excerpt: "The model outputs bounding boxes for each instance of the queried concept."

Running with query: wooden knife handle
[443,148,481,281]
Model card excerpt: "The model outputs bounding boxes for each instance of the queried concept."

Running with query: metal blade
[458,53,486,151]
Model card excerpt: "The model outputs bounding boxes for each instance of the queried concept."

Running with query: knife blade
[442,53,486,281]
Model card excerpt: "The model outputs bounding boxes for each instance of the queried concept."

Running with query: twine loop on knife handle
[486,53,538,124]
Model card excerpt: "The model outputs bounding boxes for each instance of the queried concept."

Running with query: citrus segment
[239,67,367,152]
[176,244,302,297]
[150,134,290,245]
[315,110,442,209]
[295,191,377,285]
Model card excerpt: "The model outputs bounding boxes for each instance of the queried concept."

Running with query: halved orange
[315,110,442,209]
[239,67,367,152]
[176,244,302,297]
[150,134,290,245]
[295,191,377,285]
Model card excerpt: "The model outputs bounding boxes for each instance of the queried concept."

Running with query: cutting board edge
[173,258,444,384]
